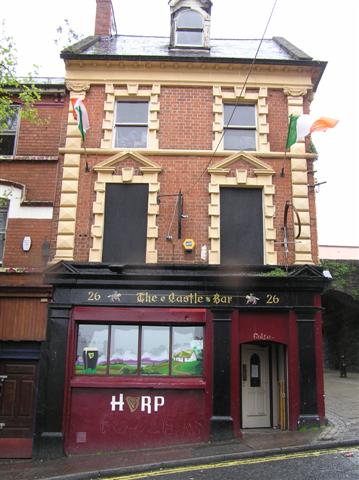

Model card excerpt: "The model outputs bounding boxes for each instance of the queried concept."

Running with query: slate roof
[61,34,321,65]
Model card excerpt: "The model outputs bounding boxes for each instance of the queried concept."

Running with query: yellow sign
[182,238,195,252]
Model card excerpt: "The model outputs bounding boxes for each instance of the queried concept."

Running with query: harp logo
[111,394,165,414]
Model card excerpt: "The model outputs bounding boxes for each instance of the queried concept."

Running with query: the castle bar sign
[72,289,291,307]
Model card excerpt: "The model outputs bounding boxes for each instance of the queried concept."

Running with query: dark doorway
[0,360,37,458]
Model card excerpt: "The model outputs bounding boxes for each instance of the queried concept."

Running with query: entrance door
[241,344,270,428]
[0,360,37,458]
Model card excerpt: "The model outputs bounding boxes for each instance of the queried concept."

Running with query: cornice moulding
[58,147,318,159]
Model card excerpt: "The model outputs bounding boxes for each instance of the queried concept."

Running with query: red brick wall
[267,89,288,152]
[16,96,65,156]
[271,157,296,265]
[71,153,304,265]
[158,87,213,150]
[62,84,319,267]
[3,219,52,268]
[95,0,113,35]
[80,85,106,148]
[154,156,210,263]
[0,160,58,202]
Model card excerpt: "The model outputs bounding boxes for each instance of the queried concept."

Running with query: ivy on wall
[321,260,359,300]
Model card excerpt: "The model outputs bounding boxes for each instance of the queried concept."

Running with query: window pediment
[93,151,162,174]
[208,152,275,176]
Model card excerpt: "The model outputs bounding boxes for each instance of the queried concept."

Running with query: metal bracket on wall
[282,200,302,268]
[158,191,188,240]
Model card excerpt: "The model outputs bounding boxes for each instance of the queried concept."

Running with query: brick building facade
[3,0,332,459]
[0,80,66,457]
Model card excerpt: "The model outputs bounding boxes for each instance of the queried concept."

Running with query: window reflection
[223,104,257,151]
[115,126,147,148]
[114,101,148,148]
[177,10,203,28]
[177,31,203,46]
[223,129,256,150]
[176,10,204,46]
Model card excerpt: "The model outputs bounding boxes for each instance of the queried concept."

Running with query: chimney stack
[95,0,115,36]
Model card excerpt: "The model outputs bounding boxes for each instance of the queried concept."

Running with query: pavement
[0,369,358,480]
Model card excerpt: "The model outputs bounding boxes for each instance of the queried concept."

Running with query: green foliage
[321,260,359,299]
[0,188,10,207]
[261,268,287,277]
[0,22,41,131]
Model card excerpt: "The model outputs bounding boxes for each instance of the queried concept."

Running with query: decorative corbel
[66,81,90,95]
[283,87,308,97]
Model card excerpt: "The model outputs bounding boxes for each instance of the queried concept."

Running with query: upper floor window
[176,9,204,47]
[75,323,204,377]
[220,187,263,265]
[102,183,148,264]
[114,101,148,148]
[0,107,19,155]
[223,104,257,151]
[0,200,9,263]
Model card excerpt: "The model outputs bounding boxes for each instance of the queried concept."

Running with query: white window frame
[223,104,257,151]
[175,9,204,48]
[114,100,149,149]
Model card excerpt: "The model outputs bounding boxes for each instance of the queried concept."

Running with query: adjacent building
[0,79,66,458]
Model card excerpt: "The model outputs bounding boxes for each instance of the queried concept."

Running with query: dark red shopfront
[64,307,212,454]
[34,263,329,458]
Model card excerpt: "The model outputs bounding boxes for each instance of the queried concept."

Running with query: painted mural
[75,324,204,376]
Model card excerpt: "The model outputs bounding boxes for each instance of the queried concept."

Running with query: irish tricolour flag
[71,98,90,142]
[286,114,338,149]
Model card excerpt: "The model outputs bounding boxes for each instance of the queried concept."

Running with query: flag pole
[73,97,90,172]
[83,142,90,172]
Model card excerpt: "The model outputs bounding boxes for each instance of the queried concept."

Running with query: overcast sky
[1,0,358,246]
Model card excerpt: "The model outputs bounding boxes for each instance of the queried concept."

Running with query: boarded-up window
[220,188,263,265]
[102,184,148,264]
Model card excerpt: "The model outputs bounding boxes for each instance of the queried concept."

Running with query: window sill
[70,375,207,390]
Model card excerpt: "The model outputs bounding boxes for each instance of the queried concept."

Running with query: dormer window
[176,9,204,47]
[169,0,212,50]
